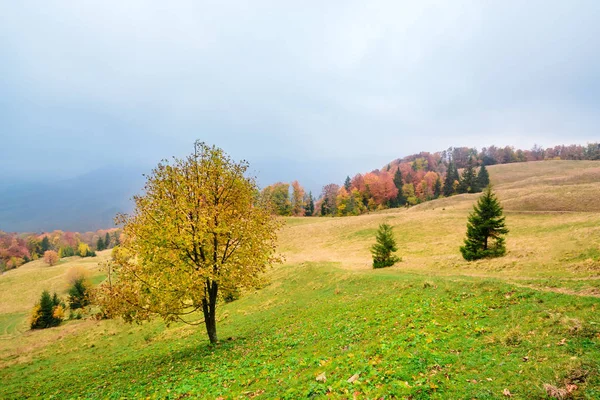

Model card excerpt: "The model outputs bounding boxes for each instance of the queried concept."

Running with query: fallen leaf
[347,374,359,383]
[316,372,326,383]
[503,388,512,397]
[544,383,568,399]
[566,383,578,393]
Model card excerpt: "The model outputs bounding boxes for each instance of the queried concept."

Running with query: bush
[223,287,241,303]
[371,223,401,269]
[30,290,63,329]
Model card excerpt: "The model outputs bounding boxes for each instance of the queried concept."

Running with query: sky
[1,1,599,193]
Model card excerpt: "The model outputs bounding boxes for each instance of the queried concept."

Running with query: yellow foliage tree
[77,243,90,257]
[99,142,282,344]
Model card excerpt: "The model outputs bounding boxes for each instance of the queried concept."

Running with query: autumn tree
[291,181,305,216]
[460,186,509,261]
[320,183,340,216]
[99,142,281,344]
[261,183,292,216]
[371,223,400,269]
[43,250,59,266]
[77,243,94,257]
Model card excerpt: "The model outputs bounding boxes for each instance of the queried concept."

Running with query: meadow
[1,160,599,399]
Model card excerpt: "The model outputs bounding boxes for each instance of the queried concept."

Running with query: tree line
[0,229,122,272]
[261,142,598,217]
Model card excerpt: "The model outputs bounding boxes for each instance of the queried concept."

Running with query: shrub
[371,223,401,269]
[59,246,75,258]
[30,290,63,329]
[223,287,241,303]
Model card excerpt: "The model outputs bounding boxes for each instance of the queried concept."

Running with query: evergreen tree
[40,236,50,252]
[304,192,315,216]
[392,167,405,207]
[104,233,111,249]
[460,186,509,261]
[31,290,63,329]
[477,164,490,189]
[443,161,459,196]
[344,176,352,192]
[112,232,121,246]
[458,156,479,194]
[321,198,330,216]
[68,278,90,310]
[433,177,442,199]
[96,237,105,251]
[371,223,401,269]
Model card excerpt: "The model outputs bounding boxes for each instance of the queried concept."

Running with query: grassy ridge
[1,160,599,398]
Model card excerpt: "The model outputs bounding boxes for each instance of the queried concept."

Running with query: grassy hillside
[1,160,599,398]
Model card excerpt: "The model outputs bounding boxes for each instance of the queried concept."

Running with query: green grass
[1,263,599,399]
[0,313,27,336]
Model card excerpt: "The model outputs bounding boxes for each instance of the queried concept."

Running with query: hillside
[1,161,599,398]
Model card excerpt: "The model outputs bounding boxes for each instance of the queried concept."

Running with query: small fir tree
[443,161,459,196]
[477,164,490,189]
[371,223,401,269]
[433,177,442,199]
[96,237,105,251]
[68,278,90,310]
[458,155,479,194]
[104,232,111,249]
[30,290,63,329]
[304,192,315,216]
[392,167,406,207]
[344,176,352,192]
[40,236,51,252]
[460,186,509,261]
[112,232,121,246]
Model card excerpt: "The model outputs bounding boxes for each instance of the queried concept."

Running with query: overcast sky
[1,1,599,191]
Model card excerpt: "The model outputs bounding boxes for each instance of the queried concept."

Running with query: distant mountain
[0,167,146,232]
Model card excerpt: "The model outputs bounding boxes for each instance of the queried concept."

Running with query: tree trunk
[202,280,219,344]
[483,235,488,250]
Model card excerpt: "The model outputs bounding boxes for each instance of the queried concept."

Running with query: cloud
[0,0,599,189]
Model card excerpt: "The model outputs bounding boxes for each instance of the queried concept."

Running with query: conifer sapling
[460,185,509,260]
[371,223,401,268]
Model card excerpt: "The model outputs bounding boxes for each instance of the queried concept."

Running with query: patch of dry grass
[279,161,600,287]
